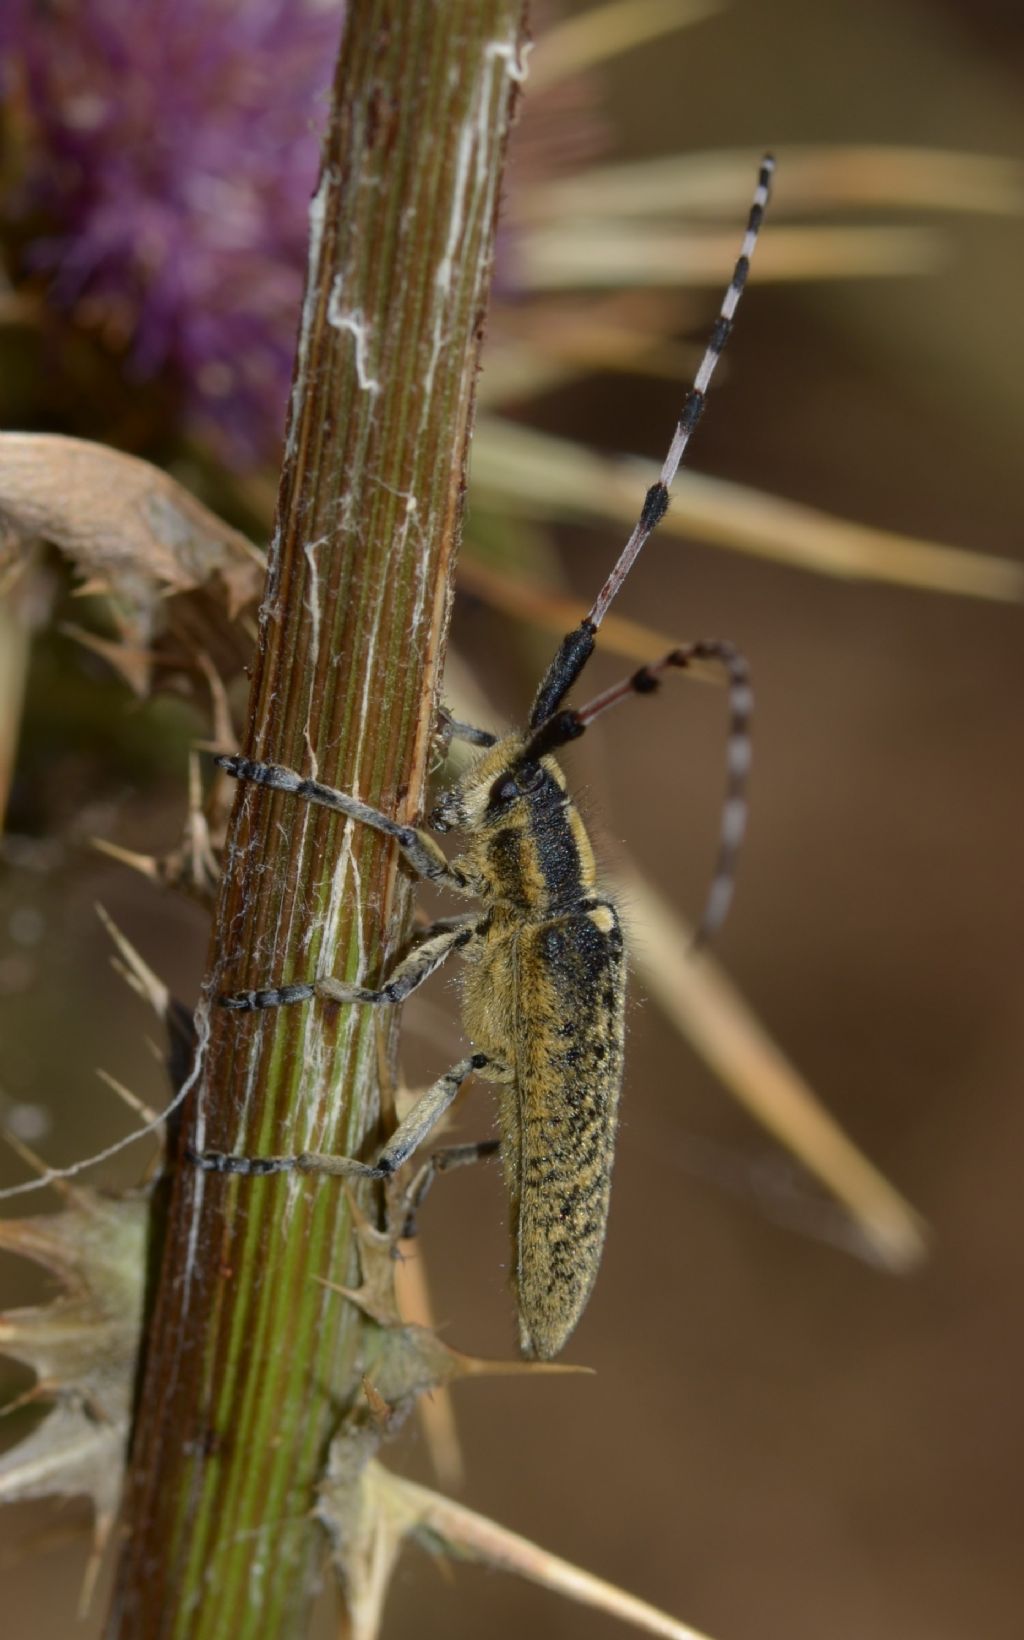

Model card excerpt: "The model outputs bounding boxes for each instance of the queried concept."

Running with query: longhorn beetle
[195,155,775,1360]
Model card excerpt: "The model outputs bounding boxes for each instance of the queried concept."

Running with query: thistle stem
[107,7,528,1635]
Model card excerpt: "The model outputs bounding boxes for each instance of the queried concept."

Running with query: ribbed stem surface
[108,6,527,1635]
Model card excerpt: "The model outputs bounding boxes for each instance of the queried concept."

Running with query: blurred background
[1,1,1022,1637]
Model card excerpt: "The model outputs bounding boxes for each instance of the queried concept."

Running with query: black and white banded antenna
[530,152,775,729]
[526,154,774,940]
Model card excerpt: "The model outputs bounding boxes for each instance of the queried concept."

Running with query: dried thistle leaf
[0,432,263,694]
[318,1200,586,1417]
[0,1189,148,1554]
[321,1459,721,1640]
[363,1321,588,1413]
[318,1441,405,1640]
[0,1401,126,1539]
[0,1191,147,1413]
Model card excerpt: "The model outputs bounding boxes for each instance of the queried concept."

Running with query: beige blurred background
[2,1,1023,1636]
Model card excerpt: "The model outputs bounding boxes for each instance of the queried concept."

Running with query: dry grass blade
[457,554,724,684]
[528,0,723,94]
[361,1462,722,1640]
[515,222,942,289]
[94,903,172,1024]
[479,293,701,404]
[94,1069,159,1128]
[620,863,928,1272]
[517,144,1024,223]
[471,417,1024,601]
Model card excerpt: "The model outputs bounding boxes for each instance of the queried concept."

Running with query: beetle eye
[488,775,519,809]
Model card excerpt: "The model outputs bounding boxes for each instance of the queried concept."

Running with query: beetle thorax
[432,733,598,916]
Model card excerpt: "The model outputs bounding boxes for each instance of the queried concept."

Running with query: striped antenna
[587,153,775,631]
[530,153,774,731]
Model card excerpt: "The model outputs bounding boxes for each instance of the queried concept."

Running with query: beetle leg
[217,754,477,895]
[191,1053,496,1180]
[219,916,481,1013]
[399,1138,502,1238]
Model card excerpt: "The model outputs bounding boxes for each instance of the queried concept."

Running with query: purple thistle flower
[3,0,344,466]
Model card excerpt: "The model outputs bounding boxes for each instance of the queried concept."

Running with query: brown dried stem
[107,7,528,1636]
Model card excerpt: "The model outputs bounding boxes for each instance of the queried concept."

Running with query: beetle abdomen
[510,900,626,1358]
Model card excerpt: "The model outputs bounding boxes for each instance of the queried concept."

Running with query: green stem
[107,6,528,1635]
